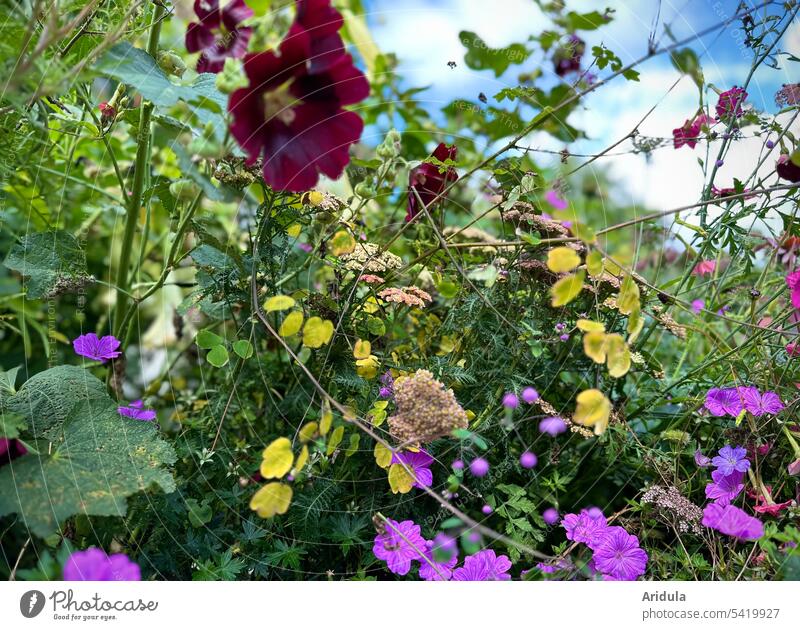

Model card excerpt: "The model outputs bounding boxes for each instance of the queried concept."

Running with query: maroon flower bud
[98,101,116,120]
[776,154,800,183]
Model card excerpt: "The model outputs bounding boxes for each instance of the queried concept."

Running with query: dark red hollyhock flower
[553,35,585,77]
[0,438,27,467]
[715,86,747,119]
[228,4,369,192]
[406,143,458,222]
[777,154,800,183]
[186,0,253,74]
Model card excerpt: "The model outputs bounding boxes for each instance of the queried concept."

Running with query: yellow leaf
[250,482,293,518]
[571,222,596,244]
[550,270,586,307]
[326,425,344,455]
[586,250,604,277]
[287,223,302,238]
[547,247,581,273]
[353,339,371,359]
[369,408,387,427]
[583,331,607,364]
[374,442,393,468]
[388,463,414,494]
[306,190,324,206]
[298,421,318,443]
[356,354,379,379]
[617,275,640,315]
[605,333,631,378]
[292,445,309,474]
[373,400,389,410]
[576,319,605,333]
[264,295,295,312]
[362,296,379,314]
[260,437,294,479]
[303,317,334,348]
[573,389,611,435]
[627,305,644,342]
[279,310,304,337]
[319,404,333,435]
[331,229,356,256]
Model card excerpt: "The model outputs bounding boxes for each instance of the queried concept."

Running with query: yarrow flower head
[228,0,369,191]
[118,400,157,422]
[452,549,512,581]
[63,548,141,581]
[391,449,433,489]
[591,526,648,581]
[72,333,122,363]
[406,143,458,222]
[702,503,764,541]
[711,445,750,476]
[387,369,468,443]
[185,0,253,74]
[715,86,747,119]
[372,518,426,576]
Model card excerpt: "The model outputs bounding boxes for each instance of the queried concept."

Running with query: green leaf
[0,400,176,537]
[233,339,253,359]
[206,345,229,367]
[0,412,26,439]
[4,231,92,299]
[459,31,530,77]
[186,499,213,528]
[564,10,612,31]
[196,329,223,349]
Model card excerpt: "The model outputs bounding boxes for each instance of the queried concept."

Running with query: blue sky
[361,0,799,210]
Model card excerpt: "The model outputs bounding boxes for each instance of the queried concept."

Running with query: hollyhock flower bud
[776,154,800,183]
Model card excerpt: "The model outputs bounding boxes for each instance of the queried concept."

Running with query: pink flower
[562,509,608,549]
[692,259,716,276]
[228,1,369,192]
[544,189,568,210]
[372,519,426,576]
[705,469,744,505]
[715,86,747,119]
[702,503,763,540]
[63,548,140,581]
[691,299,705,314]
[452,549,512,581]
[592,526,647,581]
[185,0,253,74]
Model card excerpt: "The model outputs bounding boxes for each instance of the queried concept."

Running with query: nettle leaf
[6,366,108,441]
[459,31,530,77]
[0,400,176,537]
[4,231,92,299]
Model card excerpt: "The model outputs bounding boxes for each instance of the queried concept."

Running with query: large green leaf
[0,399,176,537]
[4,231,92,300]
[459,31,530,77]
[5,365,108,441]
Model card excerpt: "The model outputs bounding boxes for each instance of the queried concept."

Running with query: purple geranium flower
[705,469,745,505]
[372,518,426,576]
[739,387,784,416]
[539,416,567,436]
[703,388,743,417]
[702,503,764,541]
[562,509,609,549]
[591,526,648,581]
[185,0,253,74]
[452,549,512,581]
[711,445,750,476]
[63,548,140,581]
[694,448,712,468]
[418,540,458,581]
[118,400,157,422]
[72,333,121,363]
[391,449,433,488]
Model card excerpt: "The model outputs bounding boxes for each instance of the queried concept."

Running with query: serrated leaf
[459,31,530,77]
[550,270,585,307]
[279,310,304,337]
[250,482,293,518]
[547,247,581,273]
[260,437,294,479]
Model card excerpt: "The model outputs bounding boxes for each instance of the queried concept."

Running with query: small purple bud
[555,322,565,332]
[467,531,482,543]
[694,448,712,468]
[766,140,774,149]
[451,459,464,470]
[542,507,560,525]
[521,387,539,404]
[715,159,724,167]
[379,386,392,398]
[559,334,569,342]
[520,451,538,469]
[788,459,800,476]
[469,457,490,477]
[481,504,493,515]
[502,392,519,409]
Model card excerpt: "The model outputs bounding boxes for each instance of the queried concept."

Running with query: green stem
[112,3,164,338]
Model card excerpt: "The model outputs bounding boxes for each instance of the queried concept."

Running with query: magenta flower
[539,416,567,436]
[702,503,763,540]
[452,549,512,581]
[542,507,560,525]
[372,519,426,576]
[521,386,539,403]
[63,548,140,581]
[711,445,750,476]
[562,509,608,549]
[406,143,458,221]
[544,189,568,210]
[777,154,800,183]
[691,299,705,314]
[787,269,800,308]
[418,540,458,581]
[228,3,369,192]
[118,400,157,422]
[704,388,743,417]
[185,0,253,74]
[592,526,647,581]
[469,457,489,477]
[519,451,537,469]
[738,387,784,416]
[705,469,745,505]
[391,449,433,488]
[0,438,27,466]
[502,392,519,409]
[692,259,716,276]
[72,333,121,362]
[715,86,747,119]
